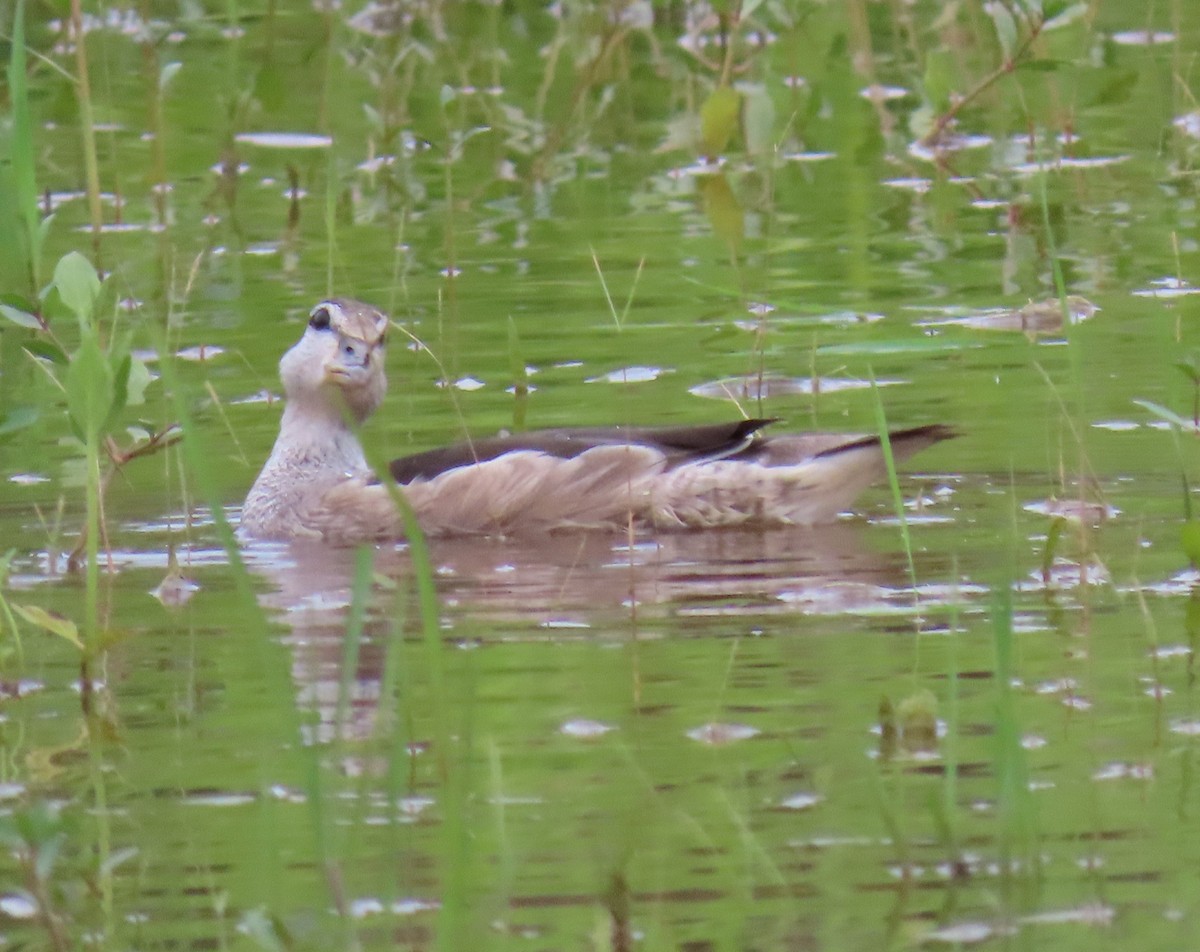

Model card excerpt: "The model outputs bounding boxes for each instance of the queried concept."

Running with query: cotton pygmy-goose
[240,299,954,543]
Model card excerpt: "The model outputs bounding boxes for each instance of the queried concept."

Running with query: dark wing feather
[388,419,778,484]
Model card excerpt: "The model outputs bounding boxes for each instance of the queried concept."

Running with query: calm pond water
[4,2,1200,949]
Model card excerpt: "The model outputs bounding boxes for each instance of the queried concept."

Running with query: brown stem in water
[920,16,1044,147]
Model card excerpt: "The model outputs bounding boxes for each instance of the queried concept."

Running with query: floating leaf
[54,252,101,326]
[818,338,973,356]
[13,604,84,651]
[700,85,740,157]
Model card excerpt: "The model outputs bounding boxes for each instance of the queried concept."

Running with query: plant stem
[70,0,104,246]
[920,18,1044,147]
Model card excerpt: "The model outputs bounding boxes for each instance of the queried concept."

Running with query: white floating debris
[181,791,257,807]
[392,897,439,915]
[1020,902,1115,926]
[1008,155,1130,175]
[909,133,992,162]
[689,374,902,401]
[1132,276,1200,298]
[175,345,225,362]
[1113,30,1175,45]
[1093,762,1153,781]
[882,177,932,193]
[1024,498,1118,524]
[586,366,671,384]
[780,151,836,162]
[9,473,49,485]
[686,722,760,746]
[357,154,397,173]
[1150,644,1191,659]
[924,921,995,944]
[860,84,910,102]
[235,132,332,149]
[560,719,616,739]
[349,898,385,918]
[0,893,38,919]
[779,792,822,811]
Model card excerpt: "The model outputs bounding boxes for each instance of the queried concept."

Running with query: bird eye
[309,306,332,331]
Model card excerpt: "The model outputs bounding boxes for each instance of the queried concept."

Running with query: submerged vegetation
[2,0,1200,949]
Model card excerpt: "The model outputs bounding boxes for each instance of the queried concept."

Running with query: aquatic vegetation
[3,1,1200,948]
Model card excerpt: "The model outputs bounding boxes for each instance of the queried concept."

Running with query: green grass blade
[3,0,42,294]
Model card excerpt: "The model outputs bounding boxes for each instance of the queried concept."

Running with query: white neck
[273,394,370,474]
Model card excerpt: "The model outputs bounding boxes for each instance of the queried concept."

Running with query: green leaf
[106,351,131,432]
[741,84,775,156]
[700,85,741,157]
[124,354,153,406]
[0,303,40,328]
[6,0,41,293]
[1134,398,1199,432]
[13,604,84,651]
[922,50,956,112]
[1175,361,1200,385]
[159,61,182,92]
[54,251,101,326]
[67,331,114,442]
[22,339,68,364]
[987,2,1019,60]
[1043,1,1087,29]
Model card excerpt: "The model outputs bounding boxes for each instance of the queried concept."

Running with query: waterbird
[240,299,954,543]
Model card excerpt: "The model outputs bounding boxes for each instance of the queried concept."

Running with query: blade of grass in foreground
[991,585,1038,882]
[868,366,916,591]
[3,0,44,296]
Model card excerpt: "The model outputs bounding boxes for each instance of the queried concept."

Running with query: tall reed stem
[70,0,104,244]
